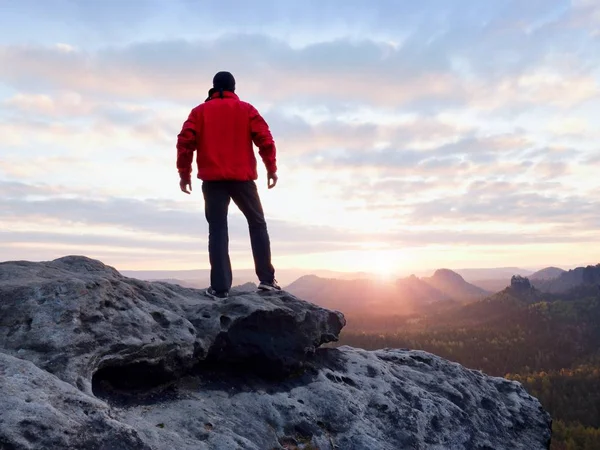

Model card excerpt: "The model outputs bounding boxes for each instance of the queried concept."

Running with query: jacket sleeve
[176,109,198,181]
[249,105,277,174]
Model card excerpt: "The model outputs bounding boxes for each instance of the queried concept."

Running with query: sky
[0,0,599,276]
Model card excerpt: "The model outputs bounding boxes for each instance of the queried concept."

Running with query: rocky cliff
[0,256,551,449]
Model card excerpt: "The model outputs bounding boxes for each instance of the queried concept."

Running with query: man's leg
[202,181,232,293]
[230,181,275,283]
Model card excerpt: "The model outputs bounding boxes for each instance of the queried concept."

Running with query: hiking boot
[258,280,281,291]
[205,287,229,299]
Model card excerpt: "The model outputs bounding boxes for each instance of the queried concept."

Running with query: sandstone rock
[0,352,150,450]
[0,256,551,449]
[510,275,532,292]
[106,347,551,450]
[0,256,344,395]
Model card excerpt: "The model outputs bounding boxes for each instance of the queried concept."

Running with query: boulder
[0,256,551,449]
[0,256,344,395]
[0,352,150,450]
[107,347,551,450]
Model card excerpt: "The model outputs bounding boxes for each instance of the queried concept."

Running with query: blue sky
[0,0,598,275]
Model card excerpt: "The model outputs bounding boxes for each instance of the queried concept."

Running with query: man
[176,71,281,299]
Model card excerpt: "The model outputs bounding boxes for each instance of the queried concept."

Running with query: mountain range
[122,263,599,318]
[285,263,600,317]
[122,265,535,290]
[120,268,367,287]
[423,269,490,301]
[467,266,570,293]
[531,264,600,293]
[345,264,600,335]
[121,265,569,292]
[285,269,489,316]
[529,267,566,281]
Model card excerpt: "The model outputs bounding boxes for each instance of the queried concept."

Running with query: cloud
[567,0,600,32]
[1,0,599,271]
[0,38,458,108]
[0,181,361,252]
[1,173,598,272]
[273,112,475,158]
[2,1,568,44]
[465,71,600,110]
[306,133,534,174]
[1,90,476,162]
[408,180,598,225]
[2,178,596,252]
[2,91,93,117]
[0,99,178,168]
[546,116,591,135]
[0,156,90,178]
[1,24,596,111]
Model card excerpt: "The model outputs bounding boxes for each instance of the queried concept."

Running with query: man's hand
[267,172,278,189]
[180,178,192,194]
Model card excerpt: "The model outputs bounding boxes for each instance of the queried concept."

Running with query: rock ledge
[0,256,551,449]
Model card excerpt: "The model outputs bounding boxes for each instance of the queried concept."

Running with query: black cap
[213,71,236,92]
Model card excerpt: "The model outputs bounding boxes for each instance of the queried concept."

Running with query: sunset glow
[1,1,599,276]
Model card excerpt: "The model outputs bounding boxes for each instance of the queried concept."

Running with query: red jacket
[176,91,277,182]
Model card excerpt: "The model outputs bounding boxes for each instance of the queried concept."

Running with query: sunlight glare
[365,249,401,281]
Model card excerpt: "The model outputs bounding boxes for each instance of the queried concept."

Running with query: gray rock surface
[0,256,344,395]
[0,256,551,449]
[110,347,551,450]
[0,352,150,450]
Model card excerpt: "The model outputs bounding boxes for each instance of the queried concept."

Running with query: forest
[334,284,600,449]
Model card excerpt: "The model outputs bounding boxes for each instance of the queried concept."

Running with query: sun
[374,259,395,281]
[364,250,399,281]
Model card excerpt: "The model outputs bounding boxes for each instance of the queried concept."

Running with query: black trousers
[202,180,275,292]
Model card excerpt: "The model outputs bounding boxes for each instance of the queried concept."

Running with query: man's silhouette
[176,71,280,299]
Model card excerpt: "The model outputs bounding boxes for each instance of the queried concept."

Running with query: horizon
[119,260,598,287]
[119,261,591,273]
[1,1,599,273]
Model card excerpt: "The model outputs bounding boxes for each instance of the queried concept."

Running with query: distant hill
[533,264,600,293]
[456,267,535,294]
[468,279,511,293]
[285,269,489,316]
[492,275,542,305]
[458,274,600,324]
[121,268,368,287]
[466,267,569,294]
[425,276,541,328]
[423,269,490,302]
[530,267,566,281]
[396,275,451,304]
[285,275,411,315]
[455,267,534,282]
[412,275,599,333]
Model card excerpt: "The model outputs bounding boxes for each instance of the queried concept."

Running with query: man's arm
[176,110,198,194]
[249,106,278,188]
